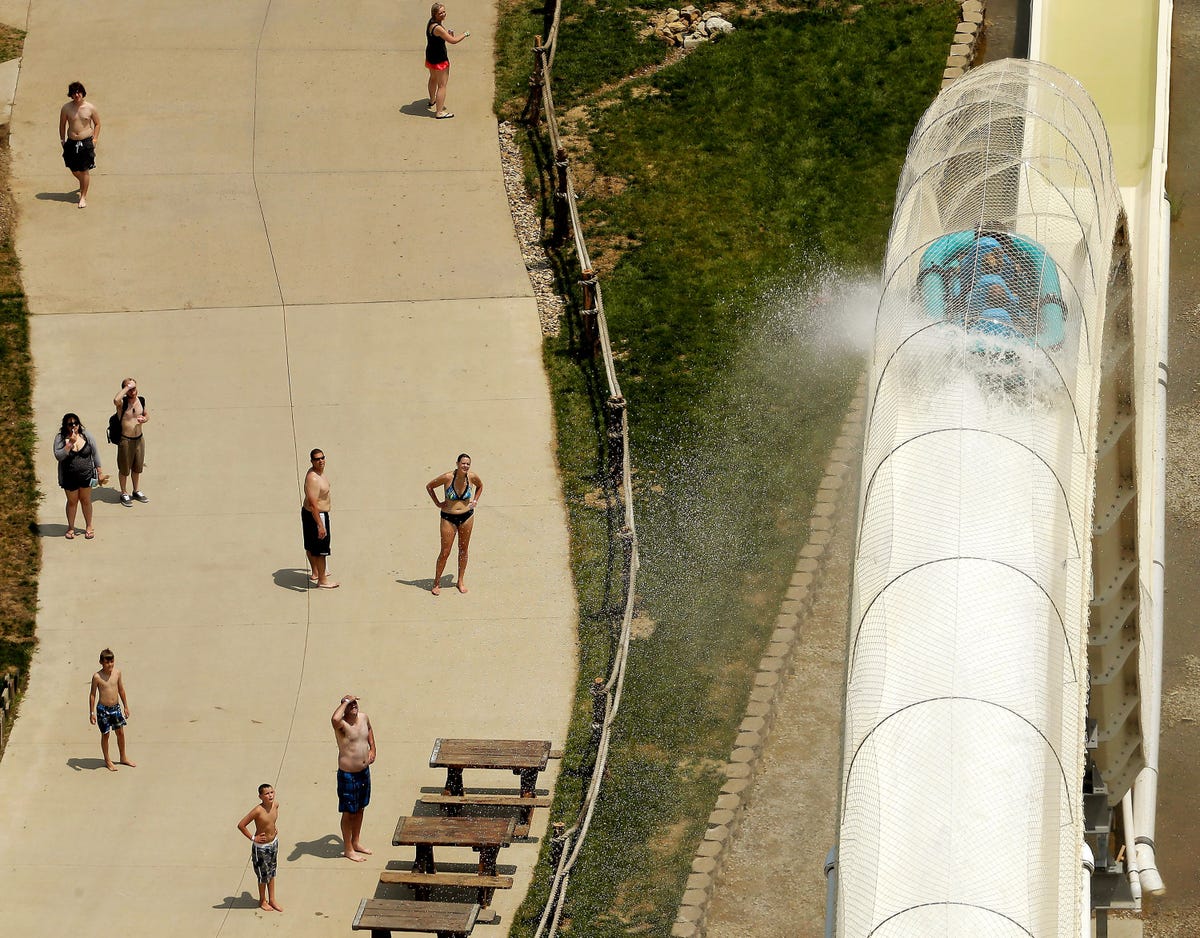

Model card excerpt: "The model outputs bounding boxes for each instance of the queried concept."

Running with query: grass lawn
[0,25,36,709]
[496,0,958,934]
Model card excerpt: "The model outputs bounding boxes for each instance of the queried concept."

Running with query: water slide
[829,2,1171,935]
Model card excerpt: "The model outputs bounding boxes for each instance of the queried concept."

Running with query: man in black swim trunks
[58,81,100,208]
[302,449,339,589]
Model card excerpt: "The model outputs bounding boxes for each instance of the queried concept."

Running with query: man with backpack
[112,377,150,506]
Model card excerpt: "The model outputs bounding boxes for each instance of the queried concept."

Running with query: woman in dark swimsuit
[425,2,470,120]
[52,412,106,539]
[425,453,483,594]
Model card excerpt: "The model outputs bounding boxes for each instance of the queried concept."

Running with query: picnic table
[352,897,479,937]
[387,815,517,907]
[429,737,552,798]
[424,738,554,835]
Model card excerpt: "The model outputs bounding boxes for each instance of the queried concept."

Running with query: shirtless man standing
[114,377,150,506]
[331,695,376,861]
[302,448,338,588]
[58,81,100,208]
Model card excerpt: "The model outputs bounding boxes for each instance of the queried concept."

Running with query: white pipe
[1081,842,1095,938]
[1122,790,1142,904]
[1133,192,1169,899]
[1132,0,1173,901]
[823,846,837,938]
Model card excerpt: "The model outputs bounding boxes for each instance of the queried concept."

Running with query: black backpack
[107,395,145,445]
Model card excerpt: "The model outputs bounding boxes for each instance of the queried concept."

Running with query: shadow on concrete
[213,891,263,910]
[35,191,80,203]
[273,568,313,592]
[286,833,345,861]
[90,487,125,505]
[398,98,438,118]
[66,757,109,771]
[396,575,445,592]
[36,523,71,539]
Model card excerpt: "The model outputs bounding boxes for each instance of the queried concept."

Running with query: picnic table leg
[443,767,465,796]
[477,845,501,908]
[516,767,539,797]
[412,844,437,900]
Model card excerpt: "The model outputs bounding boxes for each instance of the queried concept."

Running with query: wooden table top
[353,897,479,933]
[392,815,517,848]
[429,737,552,771]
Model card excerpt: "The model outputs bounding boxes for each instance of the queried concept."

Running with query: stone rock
[682,35,706,49]
[707,16,734,33]
[669,20,688,32]
[665,8,680,22]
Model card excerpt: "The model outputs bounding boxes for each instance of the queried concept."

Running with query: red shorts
[426,61,450,71]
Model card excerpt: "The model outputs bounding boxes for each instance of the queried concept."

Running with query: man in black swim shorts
[58,81,101,208]
[302,449,339,588]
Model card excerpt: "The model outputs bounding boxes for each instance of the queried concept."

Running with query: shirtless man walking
[332,695,376,861]
[114,377,150,506]
[302,448,338,588]
[58,81,100,208]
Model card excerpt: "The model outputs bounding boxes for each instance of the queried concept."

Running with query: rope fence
[521,2,642,934]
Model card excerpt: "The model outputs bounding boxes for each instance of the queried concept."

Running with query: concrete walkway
[0,2,576,935]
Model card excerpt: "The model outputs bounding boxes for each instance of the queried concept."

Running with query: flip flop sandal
[65,529,75,539]
[436,111,455,119]
[84,530,95,539]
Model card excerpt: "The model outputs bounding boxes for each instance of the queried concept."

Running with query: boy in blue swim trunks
[88,648,135,771]
[237,783,283,912]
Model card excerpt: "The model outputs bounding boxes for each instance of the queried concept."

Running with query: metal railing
[521,3,641,935]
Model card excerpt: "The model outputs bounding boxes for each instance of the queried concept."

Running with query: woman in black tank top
[425,2,470,119]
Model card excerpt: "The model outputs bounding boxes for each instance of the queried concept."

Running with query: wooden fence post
[525,39,546,126]
[579,269,599,354]
[553,147,570,245]
[605,395,627,488]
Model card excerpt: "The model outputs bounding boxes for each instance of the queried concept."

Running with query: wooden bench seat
[419,793,552,835]
[380,869,514,908]
[419,793,553,808]
[352,897,479,937]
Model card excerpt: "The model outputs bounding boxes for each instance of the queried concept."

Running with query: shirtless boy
[331,695,376,861]
[237,783,283,912]
[58,81,100,208]
[88,648,135,771]
[302,448,338,588]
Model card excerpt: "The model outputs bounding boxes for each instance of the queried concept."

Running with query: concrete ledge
[944,0,986,88]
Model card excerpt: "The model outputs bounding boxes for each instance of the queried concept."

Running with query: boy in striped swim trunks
[237,783,283,912]
[88,649,135,771]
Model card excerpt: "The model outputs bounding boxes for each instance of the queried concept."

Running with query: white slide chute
[834,59,1137,937]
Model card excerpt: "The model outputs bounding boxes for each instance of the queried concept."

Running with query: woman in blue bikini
[425,453,483,594]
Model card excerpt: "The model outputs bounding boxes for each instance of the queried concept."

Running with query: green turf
[498,1,958,933]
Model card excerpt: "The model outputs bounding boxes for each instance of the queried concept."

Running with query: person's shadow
[66,757,109,771]
[36,523,72,539]
[213,891,262,910]
[396,575,445,592]
[272,568,313,592]
[288,834,345,861]
[398,98,437,118]
[91,487,125,504]
[35,191,81,203]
